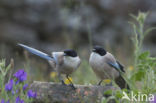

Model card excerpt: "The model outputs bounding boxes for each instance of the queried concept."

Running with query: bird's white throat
[64,56,80,68]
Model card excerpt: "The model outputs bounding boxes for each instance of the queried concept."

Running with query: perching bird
[18,44,81,89]
[89,45,129,89]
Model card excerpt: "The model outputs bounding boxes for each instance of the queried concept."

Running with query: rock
[30,81,118,103]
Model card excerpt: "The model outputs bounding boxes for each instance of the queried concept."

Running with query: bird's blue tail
[18,44,53,61]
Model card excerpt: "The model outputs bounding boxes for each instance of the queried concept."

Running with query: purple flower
[5,79,14,91]
[20,100,24,103]
[14,69,27,83]
[23,84,28,91]
[12,90,15,95]
[16,96,24,103]
[6,100,9,103]
[16,89,19,93]
[151,95,156,103]
[19,72,27,81]
[14,69,24,78]
[1,99,5,103]
[1,99,9,103]
[27,90,37,98]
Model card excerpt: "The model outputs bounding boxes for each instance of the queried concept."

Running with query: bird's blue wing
[116,61,125,72]
[107,61,124,72]
[18,44,53,61]
[52,53,59,64]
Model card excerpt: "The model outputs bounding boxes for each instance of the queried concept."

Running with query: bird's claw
[61,80,67,86]
[69,84,76,90]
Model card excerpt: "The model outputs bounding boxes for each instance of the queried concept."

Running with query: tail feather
[18,43,53,61]
[107,61,129,89]
[115,75,130,90]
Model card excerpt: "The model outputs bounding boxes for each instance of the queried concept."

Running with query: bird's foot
[98,83,101,86]
[69,84,76,90]
[97,80,103,86]
[61,80,67,86]
[105,82,112,86]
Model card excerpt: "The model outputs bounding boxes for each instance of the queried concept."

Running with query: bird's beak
[92,49,96,52]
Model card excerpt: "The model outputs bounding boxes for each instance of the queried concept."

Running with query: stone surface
[30,81,117,103]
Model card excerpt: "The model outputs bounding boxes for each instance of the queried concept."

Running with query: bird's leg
[105,82,113,86]
[58,73,66,86]
[98,80,103,85]
[66,75,76,90]
[61,80,66,85]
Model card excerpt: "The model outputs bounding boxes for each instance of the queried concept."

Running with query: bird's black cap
[64,49,77,57]
[93,45,106,56]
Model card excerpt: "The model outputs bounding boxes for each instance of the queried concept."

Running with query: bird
[89,45,129,89]
[18,43,81,89]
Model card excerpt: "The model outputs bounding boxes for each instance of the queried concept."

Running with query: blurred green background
[0,0,155,84]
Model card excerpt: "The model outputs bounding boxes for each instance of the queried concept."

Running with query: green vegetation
[0,12,156,103]
[100,12,156,103]
[0,60,37,103]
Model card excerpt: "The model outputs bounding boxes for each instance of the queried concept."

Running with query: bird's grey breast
[89,52,104,69]
[51,52,80,75]
[90,52,119,79]
[64,56,80,69]
[58,56,80,75]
